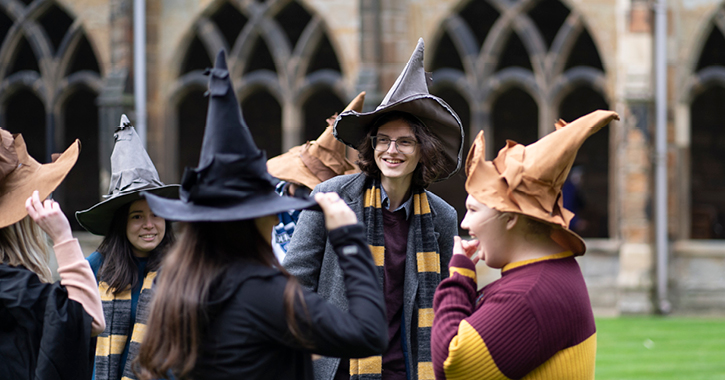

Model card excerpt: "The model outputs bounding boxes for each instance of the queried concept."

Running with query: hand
[315,192,357,231]
[453,236,480,265]
[25,190,73,244]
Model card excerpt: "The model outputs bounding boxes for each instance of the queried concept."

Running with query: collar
[380,185,414,219]
[501,251,574,273]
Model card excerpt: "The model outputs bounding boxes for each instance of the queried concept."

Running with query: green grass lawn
[596,317,725,379]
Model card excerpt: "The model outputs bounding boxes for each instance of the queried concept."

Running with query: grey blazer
[284,173,458,380]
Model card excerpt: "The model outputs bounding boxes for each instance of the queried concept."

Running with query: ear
[505,213,519,231]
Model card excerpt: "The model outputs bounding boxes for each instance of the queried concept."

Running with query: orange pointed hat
[465,110,619,255]
[267,92,364,189]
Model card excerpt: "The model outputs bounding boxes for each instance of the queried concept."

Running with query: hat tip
[120,114,131,128]
[215,49,228,70]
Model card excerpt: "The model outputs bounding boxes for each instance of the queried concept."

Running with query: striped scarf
[95,271,157,380]
[350,179,440,380]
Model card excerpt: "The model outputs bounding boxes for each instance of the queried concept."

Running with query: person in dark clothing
[0,127,105,380]
[75,115,178,380]
[135,50,387,380]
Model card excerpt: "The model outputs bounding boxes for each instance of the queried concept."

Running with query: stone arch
[168,0,347,179]
[687,7,725,239]
[430,0,609,237]
[0,0,102,228]
[299,85,344,143]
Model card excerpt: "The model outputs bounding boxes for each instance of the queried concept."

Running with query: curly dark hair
[357,111,453,188]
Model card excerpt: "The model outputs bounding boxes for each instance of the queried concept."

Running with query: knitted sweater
[431,252,596,380]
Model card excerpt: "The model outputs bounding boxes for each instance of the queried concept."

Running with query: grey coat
[284,173,458,380]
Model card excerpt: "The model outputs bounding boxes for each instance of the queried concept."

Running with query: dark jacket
[0,264,94,380]
[284,173,458,380]
[190,223,387,380]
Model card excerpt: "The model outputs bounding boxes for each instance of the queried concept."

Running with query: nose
[142,217,154,229]
[386,140,400,154]
[460,212,470,230]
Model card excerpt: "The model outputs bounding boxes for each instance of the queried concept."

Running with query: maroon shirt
[381,207,410,380]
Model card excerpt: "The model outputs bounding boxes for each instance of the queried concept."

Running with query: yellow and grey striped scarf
[350,179,440,380]
[95,271,157,380]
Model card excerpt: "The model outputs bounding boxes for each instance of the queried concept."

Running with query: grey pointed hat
[334,38,465,181]
[143,50,318,222]
[75,115,179,235]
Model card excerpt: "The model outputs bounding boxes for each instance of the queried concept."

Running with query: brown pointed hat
[334,38,464,181]
[0,127,80,229]
[267,92,364,189]
[465,110,619,255]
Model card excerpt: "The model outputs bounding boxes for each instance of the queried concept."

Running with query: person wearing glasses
[285,38,464,380]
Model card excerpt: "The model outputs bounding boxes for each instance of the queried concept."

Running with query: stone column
[615,0,656,314]
[97,0,134,195]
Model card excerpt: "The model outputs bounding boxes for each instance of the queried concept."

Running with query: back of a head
[0,216,52,282]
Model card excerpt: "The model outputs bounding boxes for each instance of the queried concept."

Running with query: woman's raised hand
[25,190,73,244]
[315,192,358,231]
[453,236,480,264]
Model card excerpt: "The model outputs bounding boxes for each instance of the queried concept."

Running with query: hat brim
[267,146,321,190]
[0,137,80,229]
[334,94,464,181]
[75,185,179,235]
[143,190,320,222]
[551,226,586,256]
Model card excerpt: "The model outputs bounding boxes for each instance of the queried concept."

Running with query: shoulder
[315,173,367,195]
[424,190,457,220]
[210,261,285,304]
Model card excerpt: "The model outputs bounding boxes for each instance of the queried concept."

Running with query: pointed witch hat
[0,128,80,229]
[143,50,318,222]
[75,115,179,235]
[267,92,364,189]
[465,110,620,255]
[334,38,464,181]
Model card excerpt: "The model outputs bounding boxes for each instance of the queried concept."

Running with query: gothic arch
[0,0,102,229]
[169,0,346,180]
[686,6,725,239]
[430,0,610,237]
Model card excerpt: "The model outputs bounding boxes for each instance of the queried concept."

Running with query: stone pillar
[97,0,134,196]
[615,0,656,314]
[358,0,383,110]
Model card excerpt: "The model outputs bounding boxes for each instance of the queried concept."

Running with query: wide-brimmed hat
[144,50,318,222]
[334,38,464,181]
[267,92,364,189]
[0,128,80,229]
[465,110,620,256]
[75,115,179,235]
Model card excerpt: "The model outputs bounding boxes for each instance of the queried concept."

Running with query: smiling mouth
[140,234,156,239]
[383,158,404,164]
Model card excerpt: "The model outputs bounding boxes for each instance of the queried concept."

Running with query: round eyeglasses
[371,136,417,154]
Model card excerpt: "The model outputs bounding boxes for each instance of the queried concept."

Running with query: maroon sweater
[381,207,410,380]
[431,253,597,379]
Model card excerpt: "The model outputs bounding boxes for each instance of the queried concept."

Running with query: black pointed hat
[75,115,179,235]
[334,38,464,181]
[144,50,318,222]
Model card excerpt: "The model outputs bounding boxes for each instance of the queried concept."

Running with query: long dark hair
[357,111,453,187]
[97,201,175,294]
[136,219,310,380]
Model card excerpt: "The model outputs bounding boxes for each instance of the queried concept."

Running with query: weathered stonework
[6,0,725,315]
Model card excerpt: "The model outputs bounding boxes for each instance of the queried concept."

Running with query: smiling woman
[125,200,166,258]
[74,115,178,380]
